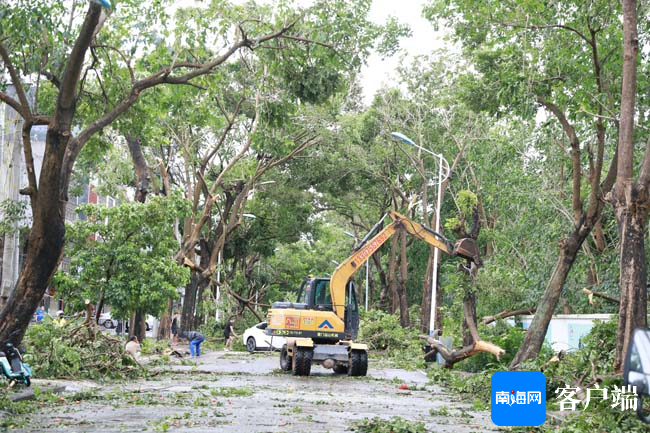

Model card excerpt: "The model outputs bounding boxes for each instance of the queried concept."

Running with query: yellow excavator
[266,210,481,376]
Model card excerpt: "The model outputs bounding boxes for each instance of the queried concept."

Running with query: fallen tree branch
[420,335,505,368]
[481,307,536,325]
[581,288,619,305]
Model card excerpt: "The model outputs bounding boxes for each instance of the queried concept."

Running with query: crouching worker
[182,330,205,358]
[125,336,141,359]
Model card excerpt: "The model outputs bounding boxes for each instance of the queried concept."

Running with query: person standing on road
[224,318,238,351]
[170,312,179,345]
[182,330,205,358]
[35,306,45,322]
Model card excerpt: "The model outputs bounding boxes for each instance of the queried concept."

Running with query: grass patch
[209,386,254,397]
[350,416,427,433]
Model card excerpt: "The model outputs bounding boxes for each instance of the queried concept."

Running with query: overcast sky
[361,0,445,105]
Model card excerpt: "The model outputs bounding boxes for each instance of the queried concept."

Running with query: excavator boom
[329,210,480,319]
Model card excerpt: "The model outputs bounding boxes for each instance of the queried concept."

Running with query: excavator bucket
[452,238,482,266]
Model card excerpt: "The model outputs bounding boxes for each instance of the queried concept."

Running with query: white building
[513,314,613,352]
[0,87,46,307]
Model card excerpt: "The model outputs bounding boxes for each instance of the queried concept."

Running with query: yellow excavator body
[267,210,480,376]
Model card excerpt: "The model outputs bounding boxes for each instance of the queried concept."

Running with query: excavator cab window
[296,277,333,311]
[344,281,359,339]
[345,281,358,311]
[313,279,332,310]
[297,279,311,305]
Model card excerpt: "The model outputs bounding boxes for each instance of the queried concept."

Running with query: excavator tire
[348,350,368,377]
[280,345,292,372]
[292,347,313,376]
[333,364,348,374]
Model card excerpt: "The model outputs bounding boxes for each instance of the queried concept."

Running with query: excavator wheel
[280,345,292,372]
[348,350,368,377]
[292,347,313,376]
[333,364,348,374]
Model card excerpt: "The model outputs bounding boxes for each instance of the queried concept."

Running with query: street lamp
[344,231,369,311]
[391,132,450,337]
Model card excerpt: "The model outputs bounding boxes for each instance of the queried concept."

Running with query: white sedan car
[99,312,154,331]
[243,322,286,353]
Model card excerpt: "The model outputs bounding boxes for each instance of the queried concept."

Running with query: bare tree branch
[0,41,31,118]
[482,307,536,325]
[581,288,619,305]
[0,91,25,116]
[537,96,583,223]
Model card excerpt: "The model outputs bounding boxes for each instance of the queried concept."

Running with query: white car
[98,312,117,329]
[243,322,286,353]
[99,312,154,331]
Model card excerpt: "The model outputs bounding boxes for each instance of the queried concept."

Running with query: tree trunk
[397,230,410,327]
[387,235,399,314]
[462,290,477,346]
[95,292,105,324]
[0,164,66,345]
[613,202,647,370]
[509,232,584,368]
[592,219,606,253]
[181,272,199,332]
[129,310,146,342]
[373,252,389,310]
[127,135,150,340]
[126,136,149,203]
[157,298,173,341]
[196,281,207,326]
[611,0,646,372]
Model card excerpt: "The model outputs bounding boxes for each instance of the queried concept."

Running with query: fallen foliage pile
[358,310,425,370]
[23,317,141,380]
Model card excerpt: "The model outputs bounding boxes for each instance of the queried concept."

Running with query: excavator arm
[329,210,481,320]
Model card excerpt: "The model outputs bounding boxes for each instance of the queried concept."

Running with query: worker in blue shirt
[35,306,45,322]
[181,330,205,358]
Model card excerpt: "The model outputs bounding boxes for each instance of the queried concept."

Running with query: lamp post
[344,231,369,310]
[391,132,450,337]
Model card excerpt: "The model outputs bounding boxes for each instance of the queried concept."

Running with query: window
[345,282,358,312]
[314,280,332,308]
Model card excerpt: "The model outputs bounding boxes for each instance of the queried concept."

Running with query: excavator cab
[295,277,359,340]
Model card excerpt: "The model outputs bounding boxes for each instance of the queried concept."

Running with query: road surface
[6,350,498,432]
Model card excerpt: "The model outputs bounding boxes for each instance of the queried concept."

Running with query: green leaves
[55,194,190,319]
[0,199,27,236]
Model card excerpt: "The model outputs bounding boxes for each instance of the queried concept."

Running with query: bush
[531,317,618,398]
[359,310,425,370]
[428,316,632,423]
